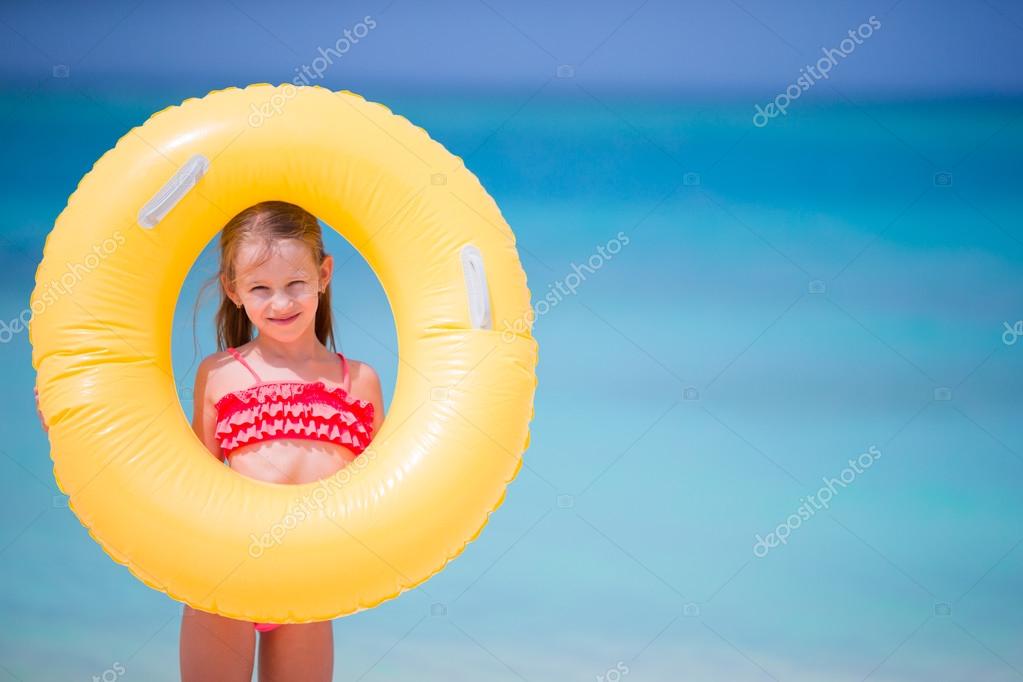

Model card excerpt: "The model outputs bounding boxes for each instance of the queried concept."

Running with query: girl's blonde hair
[206,200,337,351]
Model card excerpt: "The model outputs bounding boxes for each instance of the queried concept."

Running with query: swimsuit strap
[226,347,262,383]
[337,352,349,390]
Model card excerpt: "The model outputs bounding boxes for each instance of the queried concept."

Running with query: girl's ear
[319,254,334,291]
[220,273,239,306]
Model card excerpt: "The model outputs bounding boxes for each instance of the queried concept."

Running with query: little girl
[39,200,385,682]
[184,200,385,681]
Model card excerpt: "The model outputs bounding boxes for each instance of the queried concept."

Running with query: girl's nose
[270,288,296,310]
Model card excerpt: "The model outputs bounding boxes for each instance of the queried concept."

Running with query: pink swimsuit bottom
[215,347,376,632]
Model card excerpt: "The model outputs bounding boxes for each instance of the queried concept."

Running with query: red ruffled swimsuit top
[214,347,375,458]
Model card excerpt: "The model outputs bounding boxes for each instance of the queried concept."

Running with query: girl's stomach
[225,438,359,484]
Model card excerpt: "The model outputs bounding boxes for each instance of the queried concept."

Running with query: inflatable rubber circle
[29,84,538,623]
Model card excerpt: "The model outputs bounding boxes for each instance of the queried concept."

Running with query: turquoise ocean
[1,85,1021,680]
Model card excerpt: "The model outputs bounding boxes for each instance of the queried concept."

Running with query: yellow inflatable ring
[29,84,538,623]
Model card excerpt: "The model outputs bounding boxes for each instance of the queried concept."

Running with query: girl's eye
[248,282,306,292]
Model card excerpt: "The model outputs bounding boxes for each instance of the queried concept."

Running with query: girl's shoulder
[195,348,251,405]
[203,341,264,371]
[344,356,379,386]
[196,348,243,377]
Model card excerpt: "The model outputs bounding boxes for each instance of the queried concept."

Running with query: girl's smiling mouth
[268,312,300,325]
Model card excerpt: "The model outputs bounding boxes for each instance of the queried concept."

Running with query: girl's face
[223,238,333,341]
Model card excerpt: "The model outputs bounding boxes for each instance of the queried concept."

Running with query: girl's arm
[191,355,225,463]
[34,385,48,433]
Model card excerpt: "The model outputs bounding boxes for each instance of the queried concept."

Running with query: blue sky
[1,0,1022,96]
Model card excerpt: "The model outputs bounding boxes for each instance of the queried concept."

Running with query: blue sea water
[1,83,1021,680]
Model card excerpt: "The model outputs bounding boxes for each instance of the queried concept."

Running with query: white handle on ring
[137,154,210,229]
[460,244,492,330]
